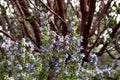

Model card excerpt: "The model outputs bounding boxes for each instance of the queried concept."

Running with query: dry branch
[13,0,36,44]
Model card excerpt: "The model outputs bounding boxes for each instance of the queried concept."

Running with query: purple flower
[30,64,35,69]
[10,55,15,61]
[49,44,53,49]
[64,71,71,76]
[33,78,36,80]
[9,77,14,80]
[89,54,98,63]
[68,26,74,31]
[25,63,29,68]
[6,51,12,57]
[65,45,69,50]
[90,54,97,58]
[44,21,47,25]
[71,54,77,60]
[46,62,50,70]
[4,44,10,50]
[66,53,69,58]
[59,37,64,42]
[55,62,59,68]
[116,62,120,68]
[55,41,62,50]
[59,58,63,63]
[76,48,80,52]
[96,68,103,74]
[41,46,47,53]
[78,18,81,21]
[78,62,82,68]
[52,58,55,63]
[65,40,69,44]
[52,31,57,37]
[80,46,84,50]
[76,71,79,76]
[80,53,85,58]
[71,21,75,25]
[55,69,59,73]
[80,36,83,42]
[22,38,26,41]
[65,53,71,64]
[26,41,32,47]
[80,67,85,72]
[7,60,11,65]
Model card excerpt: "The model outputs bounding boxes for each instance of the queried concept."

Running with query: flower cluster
[0,12,119,80]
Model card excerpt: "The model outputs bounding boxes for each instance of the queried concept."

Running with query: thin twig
[97,21,120,56]
[39,0,67,27]
[106,49,116,59]
[89,0,113,37]
[0,30,16,41]
[14,0,36,44]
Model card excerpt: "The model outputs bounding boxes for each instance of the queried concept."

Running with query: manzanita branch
[81,0,96,63]
[89,0,113,37]
[97,21,120,56]
[15,0,41,48]
[39,0,68,31]
[106,49,116,59]
[13,0,36,44]
[0,30,16,41]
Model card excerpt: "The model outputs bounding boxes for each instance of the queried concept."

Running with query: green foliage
[26,14,38,22]
[1,6,7,15]
[108,18,116,28]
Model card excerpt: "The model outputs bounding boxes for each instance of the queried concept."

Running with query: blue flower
[7,60,11,66]
[80,67,85,72]
[26,41,32,47]
[10,55,15,61]
[71,54,77,60]
[80,53,85,58]
[55,62,59,68]
[71,21,75,25]
[49,44,53,49]
[3,43,10,51]
[78,18,81,21]
[46,62,50,70]
[9,77,14,80]
[30,64,35,69]
[64,71,71,76]
[65,45,69,50]
[41,46,47,53]
[32,78,36,80]
[52,58,55,63]
[25,63,29,68]
[76,71,79,76]
[68,26,74,31]
[55,41,62,50]
[96,68,103,74]
[59,58,63,63]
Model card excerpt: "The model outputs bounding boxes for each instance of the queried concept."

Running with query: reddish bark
[14,0,41,48]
